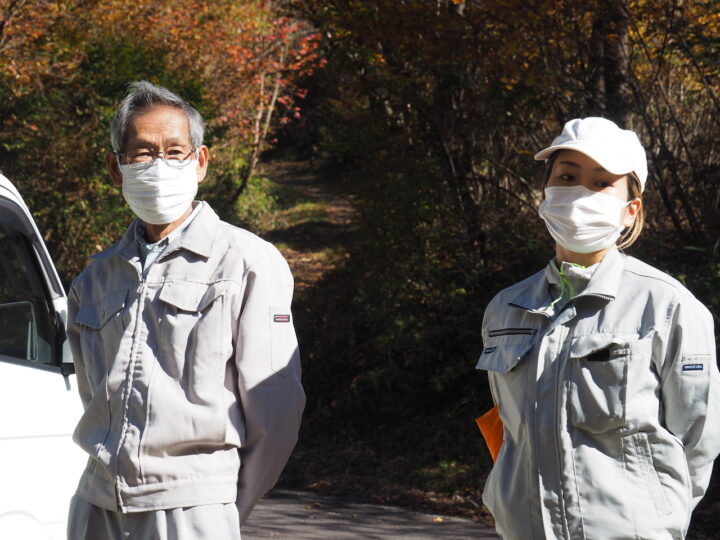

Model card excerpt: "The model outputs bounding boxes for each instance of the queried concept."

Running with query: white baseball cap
[534,117,648,191]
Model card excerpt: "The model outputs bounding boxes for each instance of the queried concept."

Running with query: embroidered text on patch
[682,363,704,372]
[273,314,291,323]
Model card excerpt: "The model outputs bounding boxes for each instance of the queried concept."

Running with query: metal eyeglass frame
[115,146,199,171]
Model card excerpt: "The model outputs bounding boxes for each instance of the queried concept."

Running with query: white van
[0,173,85,539]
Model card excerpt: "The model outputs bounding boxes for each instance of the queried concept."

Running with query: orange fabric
[476,405,503,462]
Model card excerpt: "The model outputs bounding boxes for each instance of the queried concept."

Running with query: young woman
[477,117,720,539]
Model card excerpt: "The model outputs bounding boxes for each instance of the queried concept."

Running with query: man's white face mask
[538,185,631,254]
[120,158,199,225]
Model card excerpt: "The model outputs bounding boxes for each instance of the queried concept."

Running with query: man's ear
[197,145,210,184]
[106,151,122,186]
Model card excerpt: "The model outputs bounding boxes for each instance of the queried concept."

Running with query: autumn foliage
[295,0,720,248]
[0,0,321,278]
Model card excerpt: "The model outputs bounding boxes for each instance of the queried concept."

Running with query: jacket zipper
[554,324,572,539]
[114,266,145,511]
[488,327,537,337]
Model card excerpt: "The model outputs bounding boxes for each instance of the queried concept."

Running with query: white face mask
[120,159,199,225]
[538,185,631,254]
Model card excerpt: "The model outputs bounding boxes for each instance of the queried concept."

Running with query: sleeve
[67,284,93,408]
[234,246,306,524]
[479,296,499,407]
[660,293,720,511]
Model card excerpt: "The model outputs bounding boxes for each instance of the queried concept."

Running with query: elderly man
[66,81,305,539]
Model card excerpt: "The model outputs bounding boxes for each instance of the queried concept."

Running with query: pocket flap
[76,290,127,330]
[476,341,533,373]
[569,332,636,359]
[159,281,227,312]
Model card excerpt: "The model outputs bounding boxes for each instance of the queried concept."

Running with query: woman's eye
[559,174,575,182]
[595,181,612,188]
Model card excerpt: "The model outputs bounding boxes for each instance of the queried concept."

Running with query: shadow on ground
[263,221,355,253]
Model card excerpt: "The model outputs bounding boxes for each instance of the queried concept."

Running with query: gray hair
[110,80,205,152]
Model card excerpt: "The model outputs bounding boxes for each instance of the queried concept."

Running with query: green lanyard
[549,262,586,310]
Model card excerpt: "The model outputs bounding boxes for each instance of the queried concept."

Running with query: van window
[0,221,55,364]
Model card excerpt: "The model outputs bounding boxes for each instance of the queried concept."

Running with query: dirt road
[244,489,499,539]
[253,163,498,538]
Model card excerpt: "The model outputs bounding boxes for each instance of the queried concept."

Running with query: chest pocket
[76,290,127,330]
[476,327,536,372]
[158,281,229,397]
[158,281,227,313]
[476,341,534,373]
[476,329,536,439]
[75,290,128,385]
[568,332,638,434]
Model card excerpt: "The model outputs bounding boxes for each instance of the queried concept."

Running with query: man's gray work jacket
[67,202,305,523]
[477,249,720,539]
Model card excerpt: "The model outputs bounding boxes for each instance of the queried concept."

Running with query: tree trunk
[586,1,631,126]
[604,0,631,126]
[587,17,606,116]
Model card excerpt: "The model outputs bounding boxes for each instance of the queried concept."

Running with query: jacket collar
[509,248,625,312]
[91,221,138,261]
[573,247,624,301]
[167,201,218,258]
[92,202,219,261]
[508,268,554,313]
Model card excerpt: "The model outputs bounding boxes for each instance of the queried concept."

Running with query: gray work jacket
[67,202,305,523]
[477,249,720,539]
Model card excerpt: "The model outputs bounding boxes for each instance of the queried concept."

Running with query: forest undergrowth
[248,155,719,539]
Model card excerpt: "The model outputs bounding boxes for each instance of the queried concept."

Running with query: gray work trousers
[67,494,241,540]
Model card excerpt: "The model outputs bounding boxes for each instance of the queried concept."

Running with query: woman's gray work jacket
[67,203,305,523]
[477,248,720,539]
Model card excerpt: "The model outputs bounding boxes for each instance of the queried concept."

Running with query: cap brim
[533,143,632,176]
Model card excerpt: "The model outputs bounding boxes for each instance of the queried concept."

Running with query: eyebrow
[558,160,607,172]
[127,138,188,149]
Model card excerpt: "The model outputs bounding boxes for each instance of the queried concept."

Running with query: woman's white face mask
[538,185,631,254]
[120,159,199,225]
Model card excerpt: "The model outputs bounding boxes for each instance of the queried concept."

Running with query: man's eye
[131,150,153,158]
[164,146,192,159]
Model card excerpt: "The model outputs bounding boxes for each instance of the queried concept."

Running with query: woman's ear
[623,198,642,228]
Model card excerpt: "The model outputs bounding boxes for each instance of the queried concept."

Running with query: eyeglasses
[116,145,198,171]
